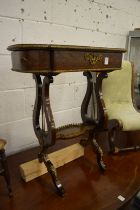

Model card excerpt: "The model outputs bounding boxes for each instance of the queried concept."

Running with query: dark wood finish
[81,71,96,124]
[94,72,108,126]
[8,44,125,74]
[8,44,126,196]
[1,146,140,210]
[81,71,107,171]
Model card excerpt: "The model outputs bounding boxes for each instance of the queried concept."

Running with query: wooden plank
[20,143,84,182]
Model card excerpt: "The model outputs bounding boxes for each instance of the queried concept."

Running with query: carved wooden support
[94,72,108,127]
[33,74,56,150]
[81,71,106,171]
[33,74,64,196]
[81,71,96,125]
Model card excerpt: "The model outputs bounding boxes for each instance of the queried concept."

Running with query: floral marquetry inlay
[84,53,103,65]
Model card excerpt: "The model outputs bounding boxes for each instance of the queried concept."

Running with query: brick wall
[0,0,140,154]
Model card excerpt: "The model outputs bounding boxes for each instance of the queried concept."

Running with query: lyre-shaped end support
[81,72,106,171]
[33,74,65,196]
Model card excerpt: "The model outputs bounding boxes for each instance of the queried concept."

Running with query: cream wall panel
[0,118,37,154]
[24,88,35,118]
[0,90,25,124]
[22,20,95,46]
[0,0,52,21]
[97,0,140,17]
[22,20,126,48]
[134,16,140,28]
[20,0,52,22]
[52,0,97,30]
[50,84,75,112]
[52,0,139,36]
[52,72,86,85]
[74,83,87,108]
[54,107,82,128]
[0,0,21,18]
[0,17,21,54]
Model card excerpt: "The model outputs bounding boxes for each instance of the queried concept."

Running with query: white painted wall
[0,0,140,154]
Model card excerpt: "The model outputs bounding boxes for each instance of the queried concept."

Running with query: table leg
[33,74,64,196]
[94,72,108,126]
[81,71,96,125]
[81,71,106,171]
[91,136,106,171]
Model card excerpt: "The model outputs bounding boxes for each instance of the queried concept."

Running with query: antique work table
[8,44,126,196]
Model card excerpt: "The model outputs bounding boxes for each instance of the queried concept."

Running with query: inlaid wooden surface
[7,44,126,74]
[0,144,140,210]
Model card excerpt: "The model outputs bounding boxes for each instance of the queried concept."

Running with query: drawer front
[53,50,123,72]
[10,49,123,74]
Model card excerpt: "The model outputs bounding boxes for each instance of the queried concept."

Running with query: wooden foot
[91,139,106,172]
[43,153,65,196]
